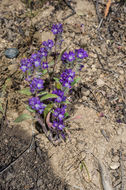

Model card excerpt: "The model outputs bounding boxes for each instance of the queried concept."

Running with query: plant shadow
[0,124,70,190]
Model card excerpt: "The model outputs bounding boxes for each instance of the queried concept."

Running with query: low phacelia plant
[15,24,88,144]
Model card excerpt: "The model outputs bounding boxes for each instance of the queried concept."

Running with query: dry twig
[119,148,125,190]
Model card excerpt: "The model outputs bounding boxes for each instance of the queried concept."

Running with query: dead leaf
[104,0,111,18]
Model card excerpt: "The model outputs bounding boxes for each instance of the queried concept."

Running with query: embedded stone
[96,79,105,87]
[5,48,19,59]
[110,162,120,170]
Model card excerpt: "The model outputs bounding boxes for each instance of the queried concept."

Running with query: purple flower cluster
[61,51,75,62]
[19,23,89,139]
[75,48,88,59]
[52,89,66,103]
[39,47,48,57]
[29,97,46,114]
[60,69,75,88]
[20,58,33,72]
[52,106,66,130]
[42,39,54,51]
[30,52,44,68]
[51,24,63,35]
[61,49,88,63]
[30,78,44,93]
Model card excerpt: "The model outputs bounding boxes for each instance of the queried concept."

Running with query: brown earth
[0,0,126,189]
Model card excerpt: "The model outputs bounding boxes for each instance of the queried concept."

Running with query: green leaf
[40,93,58,101]
[14,114,32,123]
[37,91,47,96]
[44,104,54,120]
[64,88,69,95]
[58,47,67,61]
[53,77,59,82]
[49,61,55,66]
[64,100,71,104]
[64,112,69,118]
[55,81,62,90]
[80,161,90,181]
[19,88,32,96]
[42,69,47,75]
[60,100,71,104]
[71,77,81,86]
[53,78,62,90]
[26,105,35,113]
[80,163,83,171]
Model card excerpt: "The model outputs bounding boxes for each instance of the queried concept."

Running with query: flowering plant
[15,24,88,144]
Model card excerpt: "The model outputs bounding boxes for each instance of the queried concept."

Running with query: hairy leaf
[42,69,47,75]
[40,93,58,101]
[64,112,69,118]
[58,47,67,61]
[14,114,32,123]
[19,88,32,96]
[26,105,35,113]
[60,100,71,104]
[49,61,55,66]
[55,81,62,90]
[71,77,81,86]
[53,77,59,82]
[37,91,47,96]
[44,104,54,120]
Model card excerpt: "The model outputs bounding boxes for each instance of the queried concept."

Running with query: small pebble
[110,162,120,170]
[112,155,119,162]
[96,78,105,87]
[5,48,19,59]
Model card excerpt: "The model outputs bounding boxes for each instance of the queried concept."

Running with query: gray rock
[110,162,120,170]
[4,48,19,59]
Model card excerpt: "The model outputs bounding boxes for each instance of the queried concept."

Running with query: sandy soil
[0,0,126,189]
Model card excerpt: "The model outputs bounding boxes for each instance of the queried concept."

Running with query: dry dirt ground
[0,0,126,189]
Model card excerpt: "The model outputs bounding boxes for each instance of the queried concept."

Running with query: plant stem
[52,36,57,76]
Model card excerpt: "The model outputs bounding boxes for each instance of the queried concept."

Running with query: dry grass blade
[104,0,111,18]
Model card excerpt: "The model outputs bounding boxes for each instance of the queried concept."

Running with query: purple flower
[42,62,48,69]
[39,47,48,57]
[30,78,44,93]
[52,105,67,130]
[58,123,65,130]
[52,89,66,103]
[53,108,61,117]
[52,120,65,130]
[38,103,46,114]
[29,97,46,113]
[53,106,66,120]
[75,49,88,59]
[47,40,54,48]
[20,65,27,72]
[61,52,68,62]
[34,58,41,67]
[20,58,32,72]
[67,51,75,62]
[42,41,48,47]
[30,53,38,61]
[51,24,63,35]
[42,39,54,51]
[79,64,84,71]
[60,69,75,88]
[52,121,59,128]
[29,97,40,110]
[58,113,64,121]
